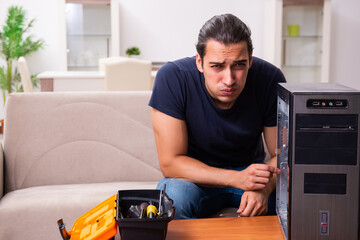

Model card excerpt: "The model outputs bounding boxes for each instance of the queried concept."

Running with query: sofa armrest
[0,143,3,198]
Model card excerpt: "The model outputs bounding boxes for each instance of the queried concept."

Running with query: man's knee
[157,178,203,219]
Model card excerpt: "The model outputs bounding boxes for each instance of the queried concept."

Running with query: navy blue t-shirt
[149,56,286,168]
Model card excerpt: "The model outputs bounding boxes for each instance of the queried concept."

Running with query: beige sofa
[0,91,162,240]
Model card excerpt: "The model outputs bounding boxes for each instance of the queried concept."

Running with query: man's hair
[196,14,253,60]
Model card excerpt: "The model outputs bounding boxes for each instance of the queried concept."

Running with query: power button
[320,210,330,236]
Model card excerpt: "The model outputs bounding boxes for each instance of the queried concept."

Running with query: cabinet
[283,0,323,6]
[65,0,119,71]
[264,0,331,83]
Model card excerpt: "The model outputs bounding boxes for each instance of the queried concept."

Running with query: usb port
[335,101,343,106]
[312,101,320,106]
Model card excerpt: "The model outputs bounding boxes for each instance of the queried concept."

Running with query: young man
[149,14,286,219]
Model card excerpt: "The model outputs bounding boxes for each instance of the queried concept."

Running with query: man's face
[196,39,252,109]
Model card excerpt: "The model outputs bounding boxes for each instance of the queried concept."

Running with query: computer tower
[276,83,360,240]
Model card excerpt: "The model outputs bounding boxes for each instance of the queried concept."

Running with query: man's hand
[237,189,269,217]
[233,163,279,217]
[234,164,280,191]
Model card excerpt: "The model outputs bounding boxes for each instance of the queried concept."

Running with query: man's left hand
[236,189,269,217]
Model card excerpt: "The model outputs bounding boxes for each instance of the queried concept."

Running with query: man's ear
[196,53,204,73]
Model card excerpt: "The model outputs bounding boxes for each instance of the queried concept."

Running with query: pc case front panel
[276,83,360,240]
[289,93,359,240]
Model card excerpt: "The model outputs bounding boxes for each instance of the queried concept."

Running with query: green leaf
[126,47,141,56]
[0,5,45,102]
[0,66,11,92]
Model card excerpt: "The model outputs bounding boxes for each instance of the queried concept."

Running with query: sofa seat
[0,181,158,240]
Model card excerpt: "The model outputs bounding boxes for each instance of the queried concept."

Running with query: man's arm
[237,126,278,216]
[263,126,278,191]
[152,108,278,190]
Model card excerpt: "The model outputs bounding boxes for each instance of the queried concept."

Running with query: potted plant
[125,46,141,58]
[0,5,44,104]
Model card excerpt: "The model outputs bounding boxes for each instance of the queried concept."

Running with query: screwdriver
[147,201,158,218]
[158,184,166,216]
[218,212,240,217]
[139,202,148,219]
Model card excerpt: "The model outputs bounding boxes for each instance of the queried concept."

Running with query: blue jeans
[156,168,276,219]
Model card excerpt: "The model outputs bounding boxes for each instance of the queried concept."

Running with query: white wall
[116,0,266,62]
[0,0,67,73]
[0,0,67,117]
[0,0,359,103]
[329,0,360,90]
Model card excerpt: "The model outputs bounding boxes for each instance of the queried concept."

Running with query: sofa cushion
[0,181,158,240]
[3,91,162,192]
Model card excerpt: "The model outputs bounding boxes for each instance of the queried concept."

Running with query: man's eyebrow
[209,59,248,65]
[209,61,225,65]
[234,59,248,64]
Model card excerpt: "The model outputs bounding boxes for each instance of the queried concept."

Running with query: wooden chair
[17,57,33,92]
[99,57,152,91]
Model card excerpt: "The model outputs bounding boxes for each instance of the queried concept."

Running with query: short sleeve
[263,68,287,127]
[148,62,186,120]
